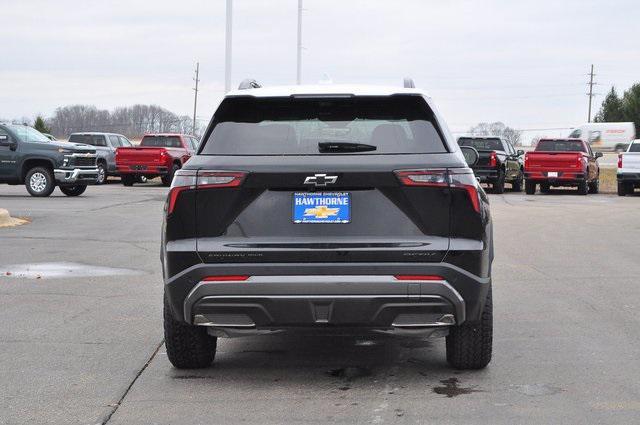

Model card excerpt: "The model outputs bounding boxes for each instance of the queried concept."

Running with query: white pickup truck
[617,139,640,196]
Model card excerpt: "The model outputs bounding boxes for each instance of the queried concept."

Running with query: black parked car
[67,132,134,184]
[457,137,524,193]
[0,124,98,197]
[162,80,494,370]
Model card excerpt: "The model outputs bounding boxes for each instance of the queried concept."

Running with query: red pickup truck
[115,134,198,186]
[524,138,602,195]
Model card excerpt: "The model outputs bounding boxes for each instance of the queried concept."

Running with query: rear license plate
[131,165,148,171]
[293,192,350,223]
[547,172,558,178]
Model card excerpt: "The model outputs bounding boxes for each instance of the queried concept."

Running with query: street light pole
[296,0,302,84]
[192,62,200,135]
[225,0,233,92]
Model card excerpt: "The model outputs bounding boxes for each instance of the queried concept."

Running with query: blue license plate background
[293,192,350,223]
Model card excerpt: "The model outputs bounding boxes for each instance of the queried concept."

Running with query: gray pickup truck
[0,124,98,197]
[68,132,134,184]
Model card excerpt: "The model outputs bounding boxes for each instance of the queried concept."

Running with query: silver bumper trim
[54,168,99,184]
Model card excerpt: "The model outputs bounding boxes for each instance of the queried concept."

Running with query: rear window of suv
[200,96,447,155]
[141,136,182,148]
[629,143,640,152]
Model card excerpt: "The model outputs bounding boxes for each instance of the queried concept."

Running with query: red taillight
[167,169,247,214]
[202,275,250,281]
[394,169,448,187]
[395,168,481,213]
[618,154,623,169]
[394,275,445,281]
[489,151,497,168]
[448,168,482,213]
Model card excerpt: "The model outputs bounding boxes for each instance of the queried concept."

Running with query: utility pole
[296,0,303,84]
[587,64,596,123]
[192,62,200,135]
[225,0,233,92]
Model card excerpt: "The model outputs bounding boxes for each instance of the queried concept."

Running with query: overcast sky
[2,0,639,140]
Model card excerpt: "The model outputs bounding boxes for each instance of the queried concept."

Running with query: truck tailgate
[620,152,640,171]
[116,147,166,165]
[525,152,582,170]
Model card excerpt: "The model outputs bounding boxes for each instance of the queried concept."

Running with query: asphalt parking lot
[1,182,639,424]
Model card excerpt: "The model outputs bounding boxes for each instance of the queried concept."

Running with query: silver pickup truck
[68,132,134,184]
[617,139,640,196]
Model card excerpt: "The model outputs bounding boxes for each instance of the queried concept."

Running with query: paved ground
[1,182,639,424]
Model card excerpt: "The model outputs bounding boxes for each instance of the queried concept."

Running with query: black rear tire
[492,172,505,194]
[617,182,626,196]
[59,185,87,197]
[525,180,536,195]
[25,166,55,197]
[446,287,493,370]
[162,164,180,187]
[121,175,135,186]
[511,175,523,192]
[588,178,599,194]
[164,293,216,369]
[577,181,588,195]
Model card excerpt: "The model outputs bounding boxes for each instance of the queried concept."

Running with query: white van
[568,122,636,152]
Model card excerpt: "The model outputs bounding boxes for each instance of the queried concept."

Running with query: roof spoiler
[238,79,262,90]
[403,77,415,88]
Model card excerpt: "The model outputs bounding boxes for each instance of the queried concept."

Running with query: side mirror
[0,135,16,149]
[595,151,603,159]
[517,150,525,156]
[460,146,479,167]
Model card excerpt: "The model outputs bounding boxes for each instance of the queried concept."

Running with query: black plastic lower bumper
[164,262,491,329]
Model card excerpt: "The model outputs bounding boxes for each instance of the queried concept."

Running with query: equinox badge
[303,173,338,187]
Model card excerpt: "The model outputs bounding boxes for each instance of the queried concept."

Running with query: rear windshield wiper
[318,142,377,153]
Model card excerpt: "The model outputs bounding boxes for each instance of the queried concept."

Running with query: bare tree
[47,104,201,138]
[468,121,522,146]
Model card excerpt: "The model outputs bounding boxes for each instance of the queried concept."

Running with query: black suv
[458,136,524,193]
[0,124,98,196]
[162,81,494,370]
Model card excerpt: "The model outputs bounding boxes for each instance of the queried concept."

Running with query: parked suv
[457,136,524,193]
[68,132,134,184]
[0,124,98,196]
[162,81,494,370]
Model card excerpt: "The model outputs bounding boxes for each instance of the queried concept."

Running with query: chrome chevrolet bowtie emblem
[303,173,338,187]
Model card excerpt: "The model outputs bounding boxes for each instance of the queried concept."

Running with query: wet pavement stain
[1,262,144,279]
[433,378,481,398]
[327,366,372,380]
[327,367,372,392]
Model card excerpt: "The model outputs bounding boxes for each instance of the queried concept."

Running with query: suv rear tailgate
[192,154,455,264]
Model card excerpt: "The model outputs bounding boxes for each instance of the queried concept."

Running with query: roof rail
[403,77,415,88]
[238,79,262,90]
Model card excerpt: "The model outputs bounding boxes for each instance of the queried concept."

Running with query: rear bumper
[54,168,99,185]
[116,165,168,175]
[472,168,499,182]
[617,172,640,183]
[164,262,491,335]
[525,170,586,185]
